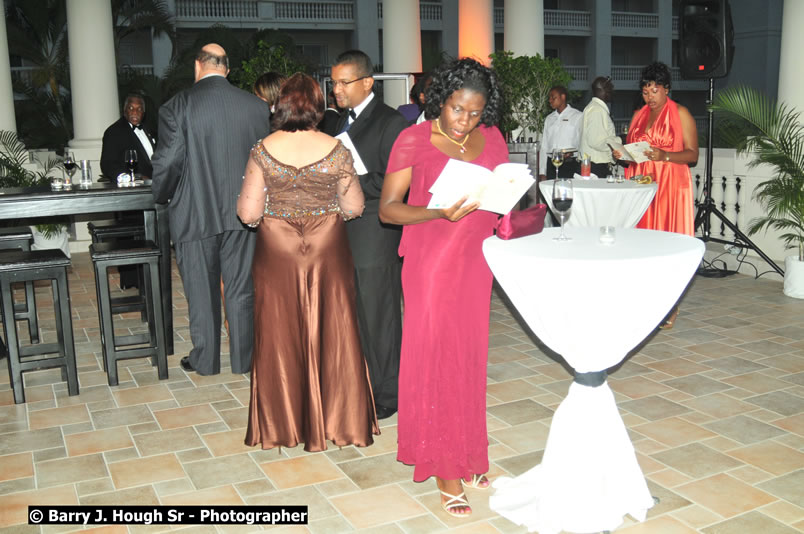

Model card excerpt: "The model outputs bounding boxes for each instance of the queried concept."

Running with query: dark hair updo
[640,61,672,91]
[423,57,503,127]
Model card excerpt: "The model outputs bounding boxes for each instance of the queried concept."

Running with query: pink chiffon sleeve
[387,125,423,175]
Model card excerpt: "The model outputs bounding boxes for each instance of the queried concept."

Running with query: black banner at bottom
[28,505,308,525]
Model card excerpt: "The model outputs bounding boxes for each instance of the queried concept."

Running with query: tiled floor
[1,251,803,533]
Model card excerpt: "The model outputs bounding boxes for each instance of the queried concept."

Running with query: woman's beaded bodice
[249,141,356,219]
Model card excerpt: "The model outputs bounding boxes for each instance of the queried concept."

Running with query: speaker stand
[694,78,784,277]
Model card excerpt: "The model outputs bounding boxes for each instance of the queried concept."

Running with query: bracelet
[665,153,670,162]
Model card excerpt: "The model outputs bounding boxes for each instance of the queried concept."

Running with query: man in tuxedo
[100,93,157,288]
[151,43,270,376]
[100,93,156,180]
[324,50,408,419]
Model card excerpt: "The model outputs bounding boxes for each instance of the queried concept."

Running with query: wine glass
[551,148,563,177]
[124,149,138,181]
[552,177,573,241]
[63,152,76,186]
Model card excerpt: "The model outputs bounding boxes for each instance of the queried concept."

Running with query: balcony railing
[611,65,643,82]
[378,2,442,21]
[118,64,155,77]
[564,65,588,82]
[673,15,679,33]
[276,1,352,21]
[611,11,658,29]
[494,8,591,30]
[545,9,591,29]
[176,0,258,19]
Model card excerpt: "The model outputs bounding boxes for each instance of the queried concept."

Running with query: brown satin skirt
[245,214,379,452]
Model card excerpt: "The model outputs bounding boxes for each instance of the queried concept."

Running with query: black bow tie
[132,124,143,130]
[348,109,357,120]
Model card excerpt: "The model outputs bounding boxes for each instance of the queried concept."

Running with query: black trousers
[546,158,580,179]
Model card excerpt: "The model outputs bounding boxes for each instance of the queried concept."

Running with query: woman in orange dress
[616,62,699,326]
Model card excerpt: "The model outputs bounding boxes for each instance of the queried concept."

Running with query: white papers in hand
[335,132,368,175]
[427,159,535,215]
[607,140,651,164]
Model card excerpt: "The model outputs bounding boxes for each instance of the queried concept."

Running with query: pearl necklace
[436,118,470,153]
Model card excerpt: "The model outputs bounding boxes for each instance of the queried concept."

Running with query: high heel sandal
[462,474,490,489]
[659,308,680,330]
[440,490,472,518]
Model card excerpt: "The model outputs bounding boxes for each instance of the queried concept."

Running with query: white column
[458,0,494,65]
[66,0,119,153]
[383,0,421,108]
[504,0,543,57]
[778,0,804,114]
[0,11,17,133]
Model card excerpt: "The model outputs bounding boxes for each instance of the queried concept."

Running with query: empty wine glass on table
[124,149,138,184]
[63,152,76,188]
[552,177,573,241]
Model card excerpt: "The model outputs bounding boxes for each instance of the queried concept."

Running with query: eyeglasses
[331,76,370,89]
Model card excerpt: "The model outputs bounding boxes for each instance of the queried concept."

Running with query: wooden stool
[0,249,78,404]
[0,226,39,346]
[90,240,167,386]
[87,221,146,316]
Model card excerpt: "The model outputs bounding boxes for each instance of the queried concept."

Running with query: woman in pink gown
[380,58,509,518]
[618,62,699,328]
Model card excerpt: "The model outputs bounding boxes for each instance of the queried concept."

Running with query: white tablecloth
[539,179,657,228]
[484,227,704,534]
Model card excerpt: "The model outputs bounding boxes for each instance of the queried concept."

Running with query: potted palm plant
[711,86,804,298]
[0,130,70,257]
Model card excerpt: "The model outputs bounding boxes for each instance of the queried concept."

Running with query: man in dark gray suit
[151,43,270,376]
[324,50,408,419]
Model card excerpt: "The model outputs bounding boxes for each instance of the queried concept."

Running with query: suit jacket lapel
[348,97,378,138]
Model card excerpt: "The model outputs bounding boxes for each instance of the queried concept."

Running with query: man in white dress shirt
[580,77,620,178]
[538,85,582,181]
[100,94,156,180]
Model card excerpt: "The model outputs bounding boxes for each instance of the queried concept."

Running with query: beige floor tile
[0,485,79,527]
[260,454,343,490]
[201,428,254,457]
[618,515,701,533]
[66,427,135,456]
[79,485,160,506]
[704,415,787,444]
[91,405,156,429]
[36,453,108,488]
[701,510,801,534]
[108,452,185,489]
[669,504,723,530]
[609,376,673,399]
[132,426,204,457]
[759,500,804,525]
[161,484,245,505]
[647,468,693,488]
[112,383,174,406]
[0,452,33,482]
[29,403,90,430]
[486,379,542,402]
[772,413,804,436]
[757,470,804,508]
[489,421,550,454]
[635,417,717,447]
[331,485,427,530]
[651,442,742,479]
[727,441,804,476]
[153,404,221,429]
[676,473,777,518]
[184,454,266,490]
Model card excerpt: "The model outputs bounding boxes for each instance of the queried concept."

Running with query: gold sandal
[462,474,490,489]
[440,490,472,518]
[659,308,680,330]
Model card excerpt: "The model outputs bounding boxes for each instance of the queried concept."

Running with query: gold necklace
[436,118,470,153]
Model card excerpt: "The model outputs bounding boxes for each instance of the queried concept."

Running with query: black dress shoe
[180,356,194,372]
[375,405,397,420]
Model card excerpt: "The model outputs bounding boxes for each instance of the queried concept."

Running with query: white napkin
[573,173,599,180]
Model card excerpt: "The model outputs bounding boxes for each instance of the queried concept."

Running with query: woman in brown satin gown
[237,73,378,452]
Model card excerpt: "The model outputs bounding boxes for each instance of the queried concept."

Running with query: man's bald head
[194,43,229,81]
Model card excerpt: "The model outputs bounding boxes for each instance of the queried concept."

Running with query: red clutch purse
[495,204,547,240]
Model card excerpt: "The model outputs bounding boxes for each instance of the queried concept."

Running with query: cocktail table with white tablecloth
[484,227,704,534]
[539,179,657,228]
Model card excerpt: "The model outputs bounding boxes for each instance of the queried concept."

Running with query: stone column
[383,0,421,108]
[66,0,119,153]
[777,0,804,113]
[504,0,544,57]
[458,0,493,65]
[441,0,460,59]
[354,0,381,66]
[657,0,673,67]
[0,10,16,134]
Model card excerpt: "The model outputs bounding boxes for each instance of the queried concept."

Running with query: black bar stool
[88,221,146,317]
[0,249,78,404]
[0,226,39,346]
[90,240,167,386]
